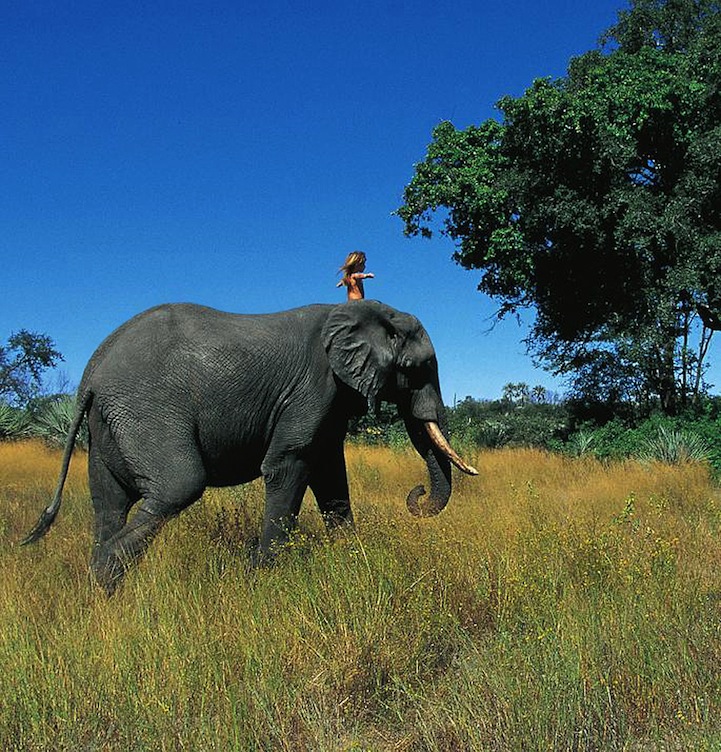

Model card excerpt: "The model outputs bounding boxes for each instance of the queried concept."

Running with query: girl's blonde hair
[339,251,366,276]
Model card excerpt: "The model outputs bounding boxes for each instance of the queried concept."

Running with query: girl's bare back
[337,251,374,301]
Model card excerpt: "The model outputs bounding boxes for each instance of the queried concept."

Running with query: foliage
[0,394,86,448]
[2,443,720,749]
[566,417,642,460]
[562,407,721,472]
[348,388,571,453]
[638,423,712,464]
[347,401,410,449]
[0,403,33,442]
[346,388,721,475]
[448,393,570,451]
[29,394,88,449]
[0,331,63,409]
[397,0,721,415]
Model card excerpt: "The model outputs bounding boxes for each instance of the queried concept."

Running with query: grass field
[2,440,721,750]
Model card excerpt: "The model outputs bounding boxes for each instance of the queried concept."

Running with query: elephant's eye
[399,356,437,387]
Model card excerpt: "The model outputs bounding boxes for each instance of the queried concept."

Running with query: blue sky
[3,0,643,402]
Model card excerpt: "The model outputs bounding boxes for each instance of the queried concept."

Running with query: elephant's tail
[20,392,91,546]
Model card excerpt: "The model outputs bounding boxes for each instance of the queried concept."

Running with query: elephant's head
[322,300,477,517]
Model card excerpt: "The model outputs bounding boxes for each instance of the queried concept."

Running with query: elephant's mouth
[424,421,478,476]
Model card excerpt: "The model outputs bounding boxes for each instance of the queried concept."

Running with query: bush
[349,397,572,453]
[448,398,570,451]
[30,395,88,449]
[638,425,712,465]
[569,417,646,461]
[0,403,33,441]
[0,395,87,449]
[564,413,721,471]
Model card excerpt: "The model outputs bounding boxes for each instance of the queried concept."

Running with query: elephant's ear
[322,301,398,407]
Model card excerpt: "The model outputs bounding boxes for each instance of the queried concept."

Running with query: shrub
[639,425,712,465]
[0,403,33,441]
[448,398,570,451]
[30,395,88,449]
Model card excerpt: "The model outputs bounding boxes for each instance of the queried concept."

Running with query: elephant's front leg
[259,456,310,558]
[309,442,354,533]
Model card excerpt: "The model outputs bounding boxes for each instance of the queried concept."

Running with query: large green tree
[398,0,721,414]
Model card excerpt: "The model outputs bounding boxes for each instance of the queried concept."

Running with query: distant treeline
[349,385,721,472]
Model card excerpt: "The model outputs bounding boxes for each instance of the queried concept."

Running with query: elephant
[22,300,477,593]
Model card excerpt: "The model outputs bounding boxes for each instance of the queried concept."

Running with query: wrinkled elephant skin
[22,300,476,593]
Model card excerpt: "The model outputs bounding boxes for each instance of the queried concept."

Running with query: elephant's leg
[91,456,206,595]
[88,451,139,549]
[90,505,167,595]
[258,456,310,559]
[309,443,354,532]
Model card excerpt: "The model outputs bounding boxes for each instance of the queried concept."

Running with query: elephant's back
[86,303,332,357]
[78,301,334,412]
[79,304,193,387]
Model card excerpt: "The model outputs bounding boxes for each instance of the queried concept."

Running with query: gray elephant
[23,300,477,593]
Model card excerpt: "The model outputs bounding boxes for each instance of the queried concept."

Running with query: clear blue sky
[4,0,654,403]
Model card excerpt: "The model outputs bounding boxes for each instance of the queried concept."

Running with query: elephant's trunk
[404,419,477,518]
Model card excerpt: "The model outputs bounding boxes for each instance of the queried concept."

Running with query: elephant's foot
[90,545,129,597]
[90,509,165,596]
[318,498,354,534]
[324,517,356,545]
[247,540,277,570]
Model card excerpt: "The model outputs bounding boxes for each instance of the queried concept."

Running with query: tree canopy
[0,331,63,408]
[397,0,721,414]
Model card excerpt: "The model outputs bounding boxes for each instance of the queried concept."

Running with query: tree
[502,382,531,405]
[397,0,721,415]
[0,331,64,408]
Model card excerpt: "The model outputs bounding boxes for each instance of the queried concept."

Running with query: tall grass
[2,442,720,750]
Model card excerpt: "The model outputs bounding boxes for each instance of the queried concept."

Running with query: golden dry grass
[1,441,720,750]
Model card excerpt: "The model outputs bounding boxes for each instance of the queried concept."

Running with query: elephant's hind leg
[89,452,139,550]
[91,506,166,595]
[90,458,206,595]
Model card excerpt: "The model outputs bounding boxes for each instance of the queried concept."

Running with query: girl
[336,251,374,301]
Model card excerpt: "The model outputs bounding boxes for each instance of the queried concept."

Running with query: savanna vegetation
[2,440,721,750]
[0,330,81,448]
[351,387,721,477]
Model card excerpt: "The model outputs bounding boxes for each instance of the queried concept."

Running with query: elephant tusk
[425,421,479,476]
